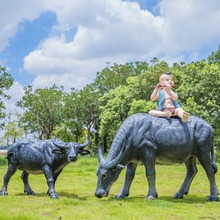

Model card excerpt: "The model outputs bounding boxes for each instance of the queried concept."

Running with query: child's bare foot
[182,111,190,122]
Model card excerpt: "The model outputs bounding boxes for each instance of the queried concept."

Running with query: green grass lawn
[0,156,219,220]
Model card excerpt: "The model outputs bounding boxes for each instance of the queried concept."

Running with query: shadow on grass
[58,191,87,200]
[157,195,209,204]
[13,191,214,204]
[103,194,211,204]
[15,191,87,200]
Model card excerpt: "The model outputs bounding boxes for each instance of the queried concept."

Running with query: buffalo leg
[197,154,219,201]
[115,162,138,198]
[46,169,63,195]
[21,171,35,195]
[53,169,63,184]
[174,156,197,199]
[142,149,157,199]
[0,164,17,195]
[42,164,59,199]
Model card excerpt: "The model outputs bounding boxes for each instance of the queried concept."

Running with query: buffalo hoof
[50,192,59,199]
[0,191,8,196]
[174,193,184,199]
[115,194,128,199]
[146,195,156,200]
[207,196,219,202]
[26,191,35,196]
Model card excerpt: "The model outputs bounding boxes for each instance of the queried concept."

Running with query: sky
[1,0,220,115]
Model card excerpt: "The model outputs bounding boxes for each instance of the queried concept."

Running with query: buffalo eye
[111,168,117,172]
[102,173,107,179]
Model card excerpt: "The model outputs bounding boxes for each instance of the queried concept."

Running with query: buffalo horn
[53,138,66,148]
[78,138,89,149]
[98,144,105,163]
[104,143,126,169]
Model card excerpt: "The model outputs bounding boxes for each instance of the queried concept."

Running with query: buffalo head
[95,144,125,198]
[52,138,90,162]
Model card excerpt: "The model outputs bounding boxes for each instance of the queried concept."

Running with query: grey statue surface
[95,113,219,201]
[0,138,90,199]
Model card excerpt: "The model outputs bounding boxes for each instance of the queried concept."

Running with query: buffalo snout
[95,188,109,198]
[95,192,103,198]
[69,156,77,162]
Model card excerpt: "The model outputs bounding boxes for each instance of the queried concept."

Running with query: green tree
[98,60,170,151]
[52,123,75,142]
[3,122,24,145]
[79,84,101,149]
[176,60,220,125]
[0,65,14,127]
[94,61,149,93]
[174,59,220,156]
[99,85,130,146]
[64,89,85,142]
[98,76,153,150]
[64,84,101,149]
[207,45,220,65]
[17,85,65,139]
[2,111,24,145]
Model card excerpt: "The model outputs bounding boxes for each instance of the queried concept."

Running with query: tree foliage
[2,111,24,145]
[2,47,220,158]
[208,45,220,65]
[94,62,149,93]
[176,61,220,127]
[0,65,13,127]
[98,60,169,149]
[64,84,101,149]
[2,122,24,145]
[17,85,65,139]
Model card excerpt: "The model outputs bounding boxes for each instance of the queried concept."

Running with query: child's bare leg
[149,110,171,118]
[175,108,190,122]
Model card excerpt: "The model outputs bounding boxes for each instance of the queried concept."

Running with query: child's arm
[166,89,178,101]
[150,84,161,101]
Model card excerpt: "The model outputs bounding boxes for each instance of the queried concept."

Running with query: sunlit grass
[0,156,219,220]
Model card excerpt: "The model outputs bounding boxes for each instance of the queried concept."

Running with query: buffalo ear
[52,148,62,154]
[6,152,13,159]
[78,149,90,156]
[112,164,125,172]
[117,164,125,170]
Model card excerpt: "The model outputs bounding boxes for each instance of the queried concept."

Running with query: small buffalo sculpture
[95,113,219,201]
[0,137,90,198]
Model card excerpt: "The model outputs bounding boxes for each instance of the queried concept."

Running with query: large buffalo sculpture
[95,113,219,201]
[0,138,90,199]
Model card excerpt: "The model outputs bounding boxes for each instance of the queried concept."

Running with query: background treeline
[1,47,220,159]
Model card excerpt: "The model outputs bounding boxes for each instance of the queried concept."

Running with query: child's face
[159,74,174,87]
